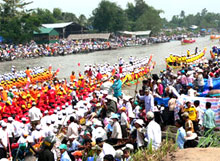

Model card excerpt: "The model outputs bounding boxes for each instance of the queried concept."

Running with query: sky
[25,0,220,20]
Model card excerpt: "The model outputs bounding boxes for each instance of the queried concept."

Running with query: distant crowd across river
[0,35,174,62]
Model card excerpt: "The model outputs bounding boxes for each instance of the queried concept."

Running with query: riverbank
[163,148,220,161]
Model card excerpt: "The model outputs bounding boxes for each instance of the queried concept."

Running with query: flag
[78,63,81,67]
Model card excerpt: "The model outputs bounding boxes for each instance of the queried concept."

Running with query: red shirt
[96,73,103,80]
[119,66,123,74]
[47,89,56,103]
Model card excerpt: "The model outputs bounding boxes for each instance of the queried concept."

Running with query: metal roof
[42,22,73,29]
[34,27,54,34]
[119,30,151,36]
[67,33,111,40]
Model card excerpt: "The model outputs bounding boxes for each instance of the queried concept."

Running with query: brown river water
[0,36,217,79]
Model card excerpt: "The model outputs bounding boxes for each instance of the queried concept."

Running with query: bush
[132,140,177,161]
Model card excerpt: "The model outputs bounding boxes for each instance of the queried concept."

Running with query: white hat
[122,144,134,151]
[102,90,108,95]
[110,113,119,119]
[123,95,132,101]
[69,134,77,139]
[146,111,154,119]
[135,119,144,126]
[36,125,41,130]
[53,128,58,133]
[23,131,29,136]
[129,112,135,118]
[85,121,92,126]
[44,110,48,114]
[1,121,7,128]
[62,105,65,109]
[185,131,197,140]
[157,79,162,83]
[8,117,13,121]
[21,118,27,121]
[181,112,189,118]
[94,120,103,127]
[198,69,203,73]
[46,119,51,124]
[106,95,113,100]
[0,158,10,161]
[115,150,123,158]
[51,118,55,122]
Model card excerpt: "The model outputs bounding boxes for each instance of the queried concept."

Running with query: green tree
[92,0,128,32]
[78,14,87,26]
[34,8,56,24]
[0,0,41,43]
[125,0,163,33]
[53,8,62,20]
[62,12,78,23]
[180,10,185,18]
[135,7,162,33]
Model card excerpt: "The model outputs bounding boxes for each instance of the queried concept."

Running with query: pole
[133,77,139,102]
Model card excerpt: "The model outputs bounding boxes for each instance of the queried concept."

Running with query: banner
[203,77,220,90]
[177,95,220,129]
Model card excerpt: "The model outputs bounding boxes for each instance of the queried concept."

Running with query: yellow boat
[166,48,206,69]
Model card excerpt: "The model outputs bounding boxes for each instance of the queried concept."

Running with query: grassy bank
[132,140,177,161]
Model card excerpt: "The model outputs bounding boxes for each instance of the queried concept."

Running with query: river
[0,36,217,79]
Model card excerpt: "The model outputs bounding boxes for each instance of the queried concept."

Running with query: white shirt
[66,122,79,138]
[31,130,45,142]
[208,75,213,87]
[146,120,161,150]
[7,123,14,137]
[100,143,116,158]
[13,121,22,138]
[29,106,42,121]
[197,74,204,86]
[40,115,50,127]
[126,102,133,118]
[196,106,204,125]
[92,127,107,142]
[120,112,128,125]
[0,128,8,148]
[136,128,145,148]
[138,94,154,112]
[187,88,197,97]
[43,125,53,137]
[17,136,30,144]
[111,121,122,139]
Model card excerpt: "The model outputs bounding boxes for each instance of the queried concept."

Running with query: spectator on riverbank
[203,102,216,136]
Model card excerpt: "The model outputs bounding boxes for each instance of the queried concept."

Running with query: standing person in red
[96,70,103,82]
[47,86,56,107]
[119,65,123,74]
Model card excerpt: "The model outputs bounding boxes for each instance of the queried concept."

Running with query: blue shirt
[68,140,80,152]
[177,127,186,149]
[60,151,71,161]
[112,79,122,97]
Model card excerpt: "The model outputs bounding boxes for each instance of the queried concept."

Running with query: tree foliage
[92,0,128,32]
[91,0,163,33]
[168,8,220,30]
[0,0,89,43]
[0,0,41,43]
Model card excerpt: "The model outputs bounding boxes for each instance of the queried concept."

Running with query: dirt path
[163,148,220,161]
